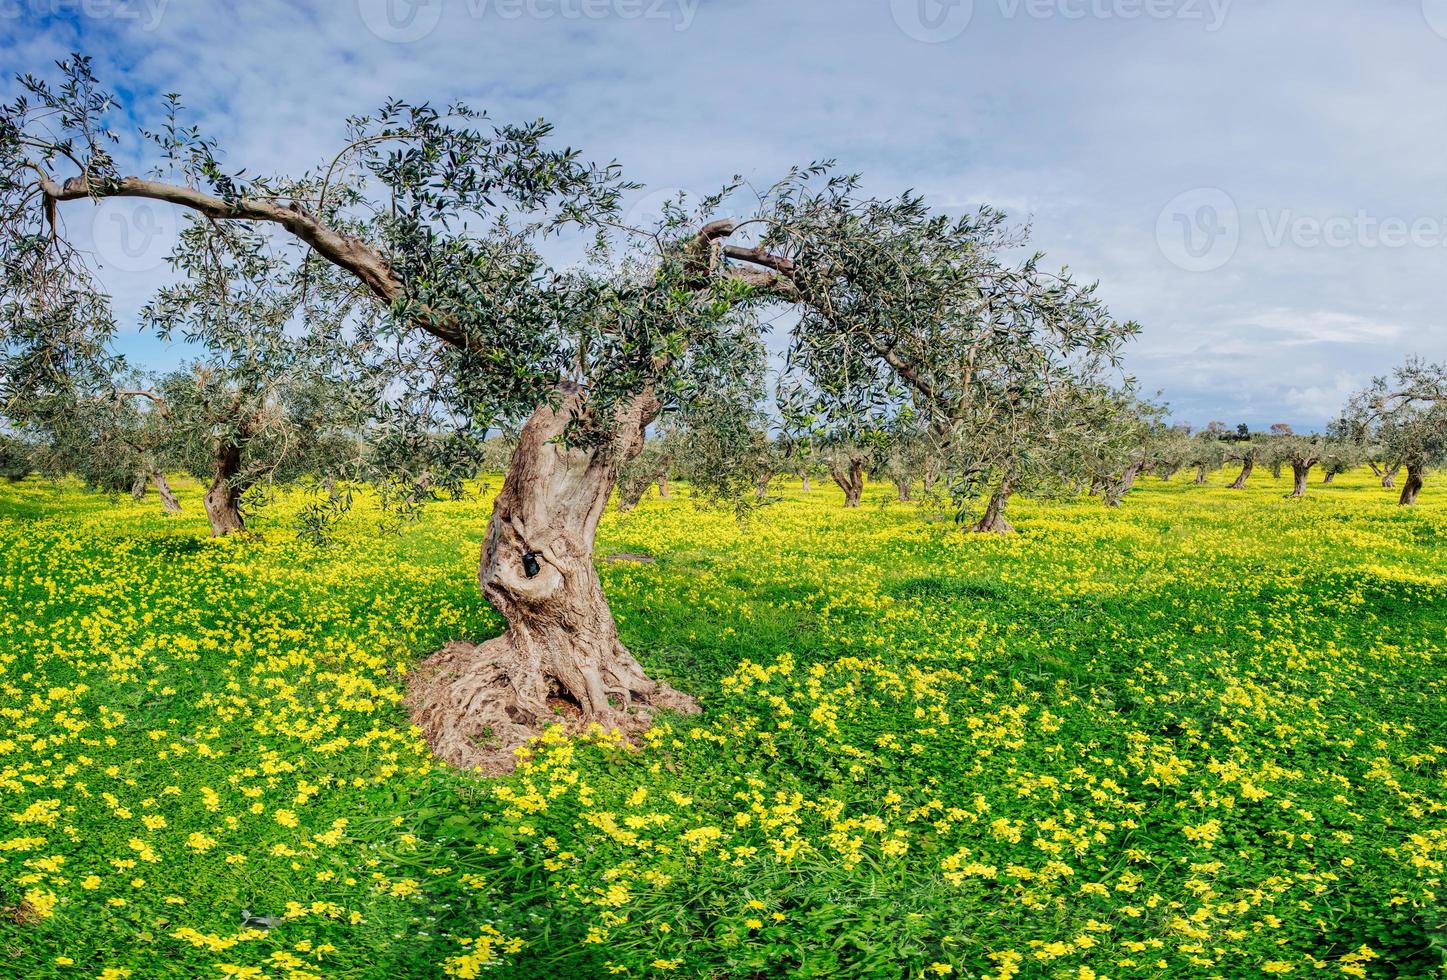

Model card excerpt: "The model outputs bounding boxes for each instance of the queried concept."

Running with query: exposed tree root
[407,635,698,774]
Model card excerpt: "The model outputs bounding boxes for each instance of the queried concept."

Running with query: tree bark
[1193,464,1208,485]
[152,470,181,513]
[801,474,811,492]
[406,385,698,773]
[894,477,912,502]
[203,441,247,536]
[923,456,939,493]
[830,458,864,508]
[755,472,774,499]
[1270,462,1283,479]
[1400,466,1424,506]
[1382,465,1400,489]
[657,475,670,499]
[972,484,1014,534]
[1228,458,1254,490]
[1322,471,1336,485]
[1290,463,1310,498]
[130,473,148,500]
[1104,463,1142,507]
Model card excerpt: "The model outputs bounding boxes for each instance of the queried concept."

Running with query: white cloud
[7,0,1447,427]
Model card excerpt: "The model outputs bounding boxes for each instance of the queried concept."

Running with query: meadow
[1,470,1445,979]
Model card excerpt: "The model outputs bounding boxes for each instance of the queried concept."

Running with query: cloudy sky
[8,0,1447,429]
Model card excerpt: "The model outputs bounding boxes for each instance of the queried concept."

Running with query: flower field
[2,470,1445,979]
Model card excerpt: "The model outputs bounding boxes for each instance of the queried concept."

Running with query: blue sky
[7,0,1447,429]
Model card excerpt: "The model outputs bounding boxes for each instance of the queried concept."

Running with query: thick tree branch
[38,171,477,351]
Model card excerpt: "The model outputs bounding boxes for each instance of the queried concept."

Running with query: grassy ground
[1,469,1445,979]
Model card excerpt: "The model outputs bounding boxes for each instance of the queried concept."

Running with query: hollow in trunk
[406,386,698,773]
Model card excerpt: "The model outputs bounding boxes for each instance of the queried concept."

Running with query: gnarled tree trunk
[1228,458,1254,490]
[830,458,864,508]
[755,472,775,500]
[1382,465,1400,489]
[130,473,148,500]
[204,441,247,536]
[1399,466,1424,506]
[1290,463,1311,498]
[894,477,912,502]
[1270,461,1283,479]
[152,470,181,513]
[801,474,811,492]
[1322,471,1336,485]
[1193,464,1208,485]
[406,385,698,773]
[657,475,670,499]
[1104,463,1143,508]
[972,484,1014,534]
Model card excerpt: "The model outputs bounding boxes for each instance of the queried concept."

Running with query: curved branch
[38,171,477,352]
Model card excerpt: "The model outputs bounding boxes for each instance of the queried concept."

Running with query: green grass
[1,469,1445,978]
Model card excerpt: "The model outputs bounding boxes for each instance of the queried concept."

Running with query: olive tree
[1342,360,1447,506]
[1187,433,1227,484]
[25,378,182,511]
[1145,425,1197,481]
[0,431,34,480]
[1268,434,1327,499]
[614,435,672,512]
[1224,438,1264,490]
[1319,441,1362,484]
[2,57,1137,769]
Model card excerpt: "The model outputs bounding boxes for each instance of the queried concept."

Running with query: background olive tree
[2,56,1139,770]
